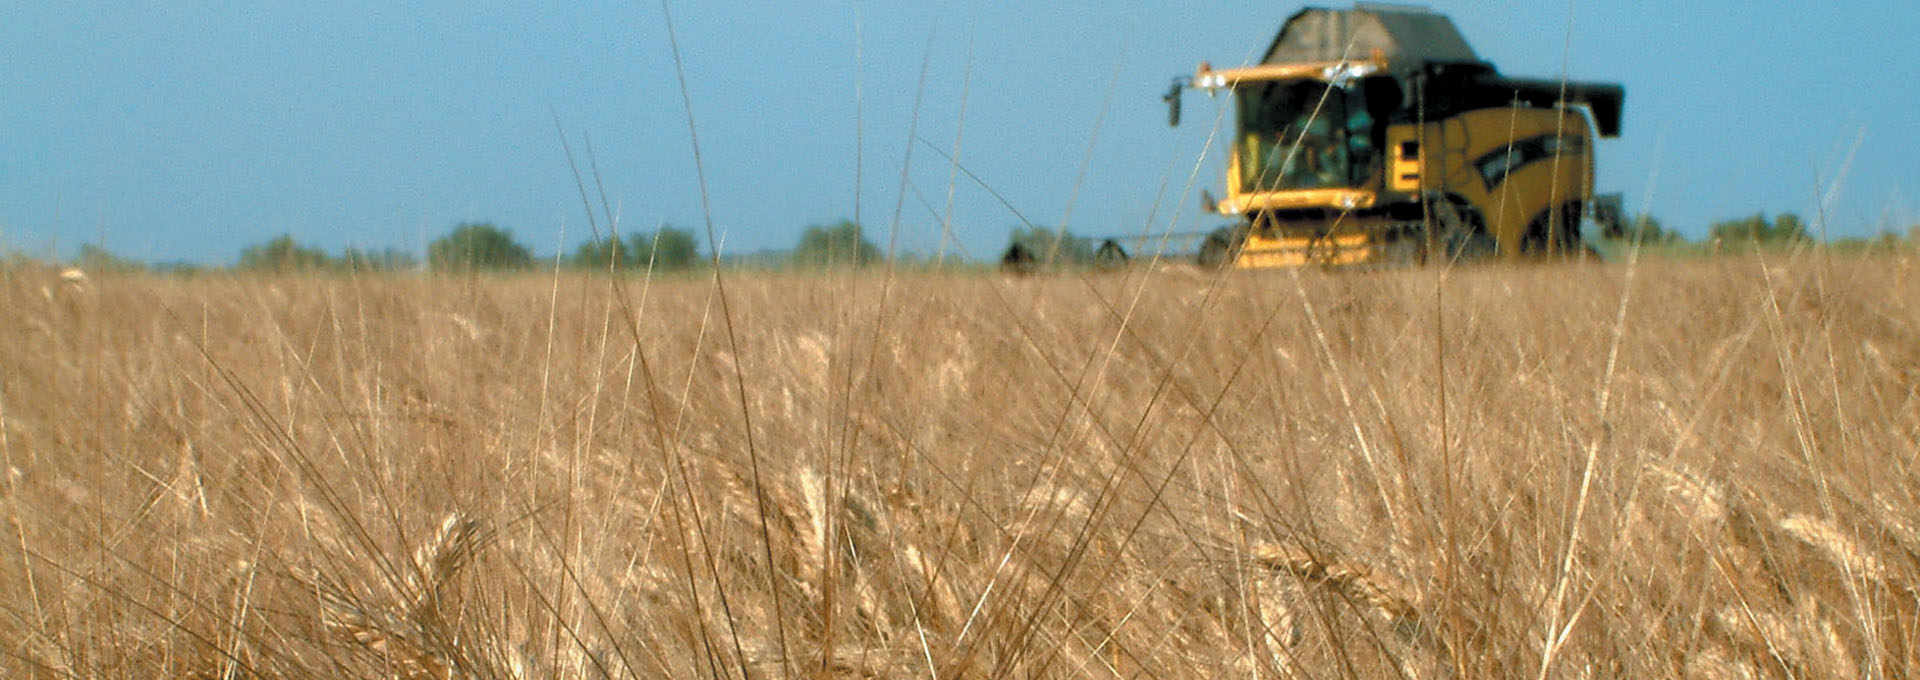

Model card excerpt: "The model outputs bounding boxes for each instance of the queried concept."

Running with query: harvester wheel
[1429,200,1495,264]
[1524,202,1596,258]
[1000,242,1038,275]
[1094,240,1129,270]
[1197,227,1242,269]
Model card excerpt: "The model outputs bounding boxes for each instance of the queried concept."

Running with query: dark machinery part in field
[1003,3,1626,271]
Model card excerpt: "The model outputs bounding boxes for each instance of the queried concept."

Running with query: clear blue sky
[5,1,1916,264]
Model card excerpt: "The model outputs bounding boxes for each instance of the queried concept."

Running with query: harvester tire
[1000,242,1038,275]
[1439,227,1497,262]
[1430,200,1495,265]
[1197,227,1241,269]
[1524,202,1595,258]
[1094,240,1129,270]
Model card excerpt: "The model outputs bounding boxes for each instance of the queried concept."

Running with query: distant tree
[1708,215,1763,243]
[428,223,533,271]
[1625,214,1684,244]
[76,243,147,273]
[340,247,418,271]
[1709,213,1810,244]
[1771,213,1810,242]
[646,226,700,269]
[152,261,207,276]
[238,235,335,272]
[570,233,635,269]
[1007,226,1097,265]
[569,226,701,271]
[792,220,879,268]
[1829,230,1912,253]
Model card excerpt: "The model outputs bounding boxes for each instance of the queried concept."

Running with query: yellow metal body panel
[1236,232,1377,267]
[1219,106,1596,266]
[1421,107,1596,253]
[1215,187,1377,214]
[1387,126,1422,192]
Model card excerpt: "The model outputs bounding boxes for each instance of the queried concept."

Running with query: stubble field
[3,253,1919,678]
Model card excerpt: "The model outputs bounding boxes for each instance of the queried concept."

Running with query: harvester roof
[1263,4,1480,72]
[1251,4,1624,136]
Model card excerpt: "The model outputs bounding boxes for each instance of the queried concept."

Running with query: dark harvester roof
[1263,4,1479,70]
[1256,4,1625,136]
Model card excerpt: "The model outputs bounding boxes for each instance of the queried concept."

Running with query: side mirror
[1163,79,1184,127]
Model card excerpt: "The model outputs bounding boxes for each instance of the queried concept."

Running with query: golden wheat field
[3,252,1919,678]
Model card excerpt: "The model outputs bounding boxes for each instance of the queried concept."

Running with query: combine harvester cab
[1165,4,1625,269]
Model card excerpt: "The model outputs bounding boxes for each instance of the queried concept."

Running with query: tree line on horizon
[1626,212,1917,252]
[216,220,892,273]
[22,212,1920,275]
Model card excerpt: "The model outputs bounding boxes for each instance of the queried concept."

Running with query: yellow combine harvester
[1182,4,1625,267]
[1006,4,1626,271]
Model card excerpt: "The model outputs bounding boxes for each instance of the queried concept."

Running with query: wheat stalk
[304,512,484,680]
[1248,542,1420,628]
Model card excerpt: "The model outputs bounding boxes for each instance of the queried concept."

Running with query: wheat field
[2,252,1918,678]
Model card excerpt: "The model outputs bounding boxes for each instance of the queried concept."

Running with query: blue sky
[4,1,1916,264]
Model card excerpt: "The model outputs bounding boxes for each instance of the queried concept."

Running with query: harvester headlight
[1321,62,1378,84]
